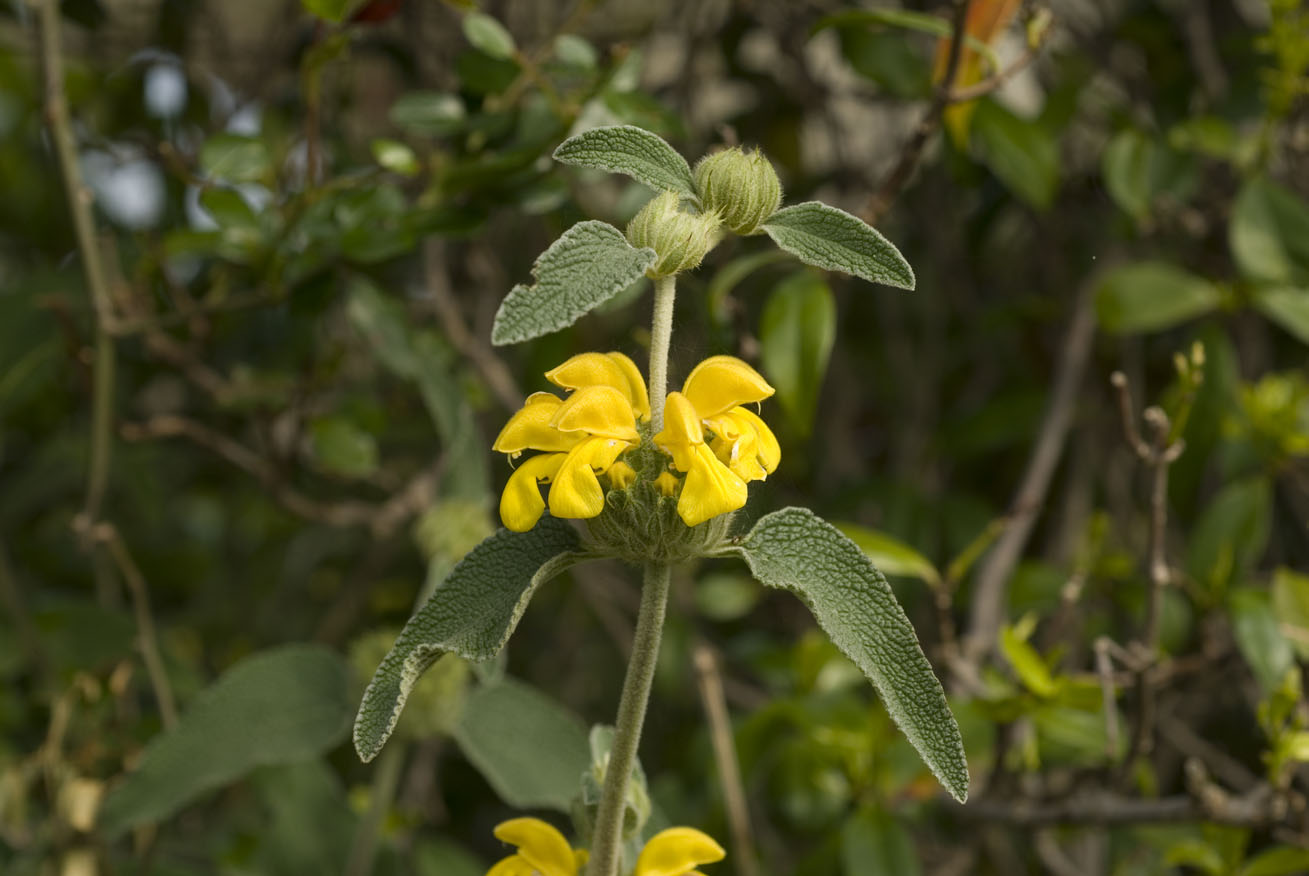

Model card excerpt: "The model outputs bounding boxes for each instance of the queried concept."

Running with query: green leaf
[1230,178,1309,286]
[971,100,1059,210]
[1164,838,1227,875]
[841,807,922,876]
[731,507,968,802]
[760,271,836,435]
[1101,130,1197,221]
[99,645,353,837]
[353,519,583,762]
[1094,261,1222,333]
[762,202,915,290]
[452,677,590,810]
[1230,588,1294,694]
[1186,476,1272,594]
[1241,847,1309,876]
[370,138,419,176]
[462,12,517,60]
[1254,286,1309,345]
[199,134,271,184]
[310,417,379,479]
[389,91,466,136]
[491,221,656,345]
[1000,623,1060,699]
[1273,567,1309,660]
[553,125,696,197]
[553,34,598,70]
[198,187,258,229]
[835,524,941,588]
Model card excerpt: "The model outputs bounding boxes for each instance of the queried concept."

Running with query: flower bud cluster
[693,147,782,235]
[626,191,721,278]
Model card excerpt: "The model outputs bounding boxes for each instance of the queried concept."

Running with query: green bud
[693,146,783,235]
[626,191,721,278]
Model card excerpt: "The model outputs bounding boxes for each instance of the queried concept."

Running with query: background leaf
[453,677,590,811]
[1230,178,1309,285]
[841,807,922,876]
[971,99,1059,210]
[1095,261,1223,333]
[99,645,353,837]
[462,12,517,61]
[760,271,837,435]
[733,507,968,802]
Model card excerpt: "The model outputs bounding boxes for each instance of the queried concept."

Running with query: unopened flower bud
[693,147,782,235]
[626,191,720,278]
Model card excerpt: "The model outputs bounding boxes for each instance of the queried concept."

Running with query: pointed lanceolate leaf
[762,202,915,289]
[99,645,353,837]
[353,518,583,761]
[553,125,697,198]
[731,507,968,801]
[491,221,656,345]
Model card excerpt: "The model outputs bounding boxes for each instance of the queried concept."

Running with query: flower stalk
[648,275,676,433]
[586,562,671,876]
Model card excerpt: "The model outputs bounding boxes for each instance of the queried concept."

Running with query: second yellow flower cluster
[493,352,779,533]
[487,818,724,876]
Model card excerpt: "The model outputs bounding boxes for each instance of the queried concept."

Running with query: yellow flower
[634,827,726,876]
[483,820,724,876]
[486,818,587,876]
[653,356,779,527]
[493,353,643,532]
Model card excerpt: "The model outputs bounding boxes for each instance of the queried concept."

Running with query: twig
[862,0,971,225]
[1093,638,1120,760]
[963,785,1301,828]
[963,282,1096,665]
[692,644,759,876]
[1035,831,1087,876]
[1159,713,1259,793]
[421,240,522,411]
[946,9,1052,104]
[121,415,439,538]
[95,524,178,728]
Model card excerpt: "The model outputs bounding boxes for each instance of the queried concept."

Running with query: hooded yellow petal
[550,386,639,441]
[486,856,537,876]
[654,471,680,497]
[492,819,578,876]
[682,355,774,419]
[548,437,630,520]
[493,393,580,455]
[705,407,779,481]
[606,351,652,421]
[729,406,779,474]
[546,353,630,393]
[499,454,564,532]
[677,444,748,527]
[634,827,726,876]
[653,392,704,472]
[608,460,637,489]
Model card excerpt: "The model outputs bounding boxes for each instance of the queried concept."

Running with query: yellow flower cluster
[486,818,724,876]
[493,353,779,532]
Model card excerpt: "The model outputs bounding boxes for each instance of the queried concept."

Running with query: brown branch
[121,415,438,538]
[862,0,971,225]
[946,9,1052,104]
[693,644,759,876]
[962,282,1096,665]
[421,240,522,411]
[963,783,1301,829]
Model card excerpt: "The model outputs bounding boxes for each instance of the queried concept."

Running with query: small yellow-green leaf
[462,11,517,60]
[370,138,419,176]
[1000,623,1060,699]
[836,523,941,588]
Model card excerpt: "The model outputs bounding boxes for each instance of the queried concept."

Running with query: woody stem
[648,275,676,432]
[586,562,671,876]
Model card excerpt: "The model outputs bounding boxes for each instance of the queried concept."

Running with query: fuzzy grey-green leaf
[491,221,656,345]
[352,518,583,762]
[99,645,352,837]
[733,507,968,802]
[553,125,696,198]
[763,202,915,289]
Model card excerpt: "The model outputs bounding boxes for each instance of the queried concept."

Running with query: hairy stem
[587,563,671,876]
[648,276,676,432]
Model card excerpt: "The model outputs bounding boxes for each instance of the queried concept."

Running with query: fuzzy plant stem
[648,275,676,432]
[586,562,672,876]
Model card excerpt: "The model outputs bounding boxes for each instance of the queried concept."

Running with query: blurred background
[2,0,1309,873]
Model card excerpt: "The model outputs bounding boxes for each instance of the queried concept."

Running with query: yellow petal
[493,393,580,455]
[677,444,748,527]
[730,406,780,474]
[654,471,680,497]
[546,353,630,394]
[486,855,537,876]
[499,454,564,532]
[634,827,726,876]
[549,437,630,520]
[682,355,774,419]
[705,407,779,481]
[608,460,637,489]
[606,351,652,421]
[653,392,704,472]
[492,819,578,876]
[550,386,639,441]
